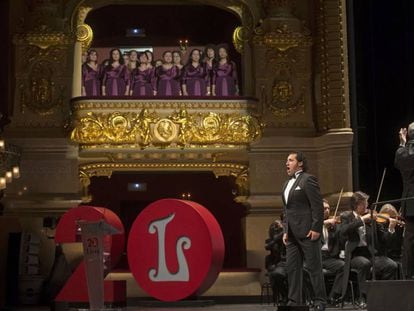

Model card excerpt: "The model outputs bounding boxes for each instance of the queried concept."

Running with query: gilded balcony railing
[69,96,262,153]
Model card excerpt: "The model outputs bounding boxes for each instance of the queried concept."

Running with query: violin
[375,212,405,227]
[329,216,341,223]
[362,210,405,227]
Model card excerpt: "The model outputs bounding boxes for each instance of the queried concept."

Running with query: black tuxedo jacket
[324,224,342,258]
[394,142,414,217]
[340,210,380,299]
[282,172,324,239]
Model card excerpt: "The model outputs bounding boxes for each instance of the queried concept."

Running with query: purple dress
[155,65,181,96]
[213,61,238,96]
[102,64,130,96]
[82,63,102,96]
[131,67,155,96]
[204,60,216,93]
[182,63,208,96]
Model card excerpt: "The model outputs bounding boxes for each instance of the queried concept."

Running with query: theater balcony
[68,96,262,201]
[69,96,262,159]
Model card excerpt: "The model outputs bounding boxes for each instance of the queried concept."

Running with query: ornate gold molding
[254,24,312,52]
[76,23,93,51]
[70,109,261,148]
[72,99,258,110]
[315,0,349,130]
[78,161,248,203]
[13,25,73,50]
[233,26,250,54]
[79,162,247,178]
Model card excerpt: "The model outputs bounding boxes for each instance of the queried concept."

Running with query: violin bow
[374,168,387,211]
[333,187,344,218]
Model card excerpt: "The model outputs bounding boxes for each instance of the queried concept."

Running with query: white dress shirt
[353,211,367,247]
[284,170,302,204]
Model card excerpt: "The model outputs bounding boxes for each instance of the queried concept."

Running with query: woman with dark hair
[81,49,102,96]
[130,52,156,96]
[203,44,217,95]
[144,50,155,69]
[102,48,130,96]
[155,51,181,96]
[172,51,184,94]
[172,51,184,70]
[182,49,208,96]
[127,50,138,72]
[213,44,239,96]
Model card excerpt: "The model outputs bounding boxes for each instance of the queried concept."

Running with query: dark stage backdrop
[350,0,414,204]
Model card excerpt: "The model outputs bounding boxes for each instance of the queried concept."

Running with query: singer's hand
[306,230,320,241]
[282,233,288,245]
[399,128,407,146]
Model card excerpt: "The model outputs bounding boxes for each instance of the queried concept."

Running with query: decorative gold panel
[70,98,262,150]
[71,109,261,148]
[14,25,73,50]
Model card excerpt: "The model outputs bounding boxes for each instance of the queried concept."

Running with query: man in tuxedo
[282,151,327,310]
[395,122,414,278]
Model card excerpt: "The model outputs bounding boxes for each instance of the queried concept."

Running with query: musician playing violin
[340,191,398,308]
[321,199,345,304]
[377,204,404,272]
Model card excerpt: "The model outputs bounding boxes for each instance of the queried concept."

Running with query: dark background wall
[350,0,414,203]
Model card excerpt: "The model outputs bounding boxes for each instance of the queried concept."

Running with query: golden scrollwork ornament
[76,23,93,51]
[232,26,250,54]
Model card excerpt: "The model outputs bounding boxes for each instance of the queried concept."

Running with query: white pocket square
[294,186,301,190]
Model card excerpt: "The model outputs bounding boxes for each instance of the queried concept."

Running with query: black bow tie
[290,175,296,180]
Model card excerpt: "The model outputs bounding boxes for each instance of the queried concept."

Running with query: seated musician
[376,204,403,277]
[340,191,399,308]
[321,199,345,304]
[265,218,288,304]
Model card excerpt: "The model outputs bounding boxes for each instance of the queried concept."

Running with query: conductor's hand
[307,230,320,241]
[282,233,288,245]
[399,128,407,146]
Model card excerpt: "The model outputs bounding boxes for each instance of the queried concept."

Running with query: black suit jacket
[282,172,324,239]
[340,210,376,257]
[324,224,343,258]
[394,141,414,216]
[340,210,377,298]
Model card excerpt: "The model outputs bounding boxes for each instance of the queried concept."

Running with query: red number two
[54,206,125,303]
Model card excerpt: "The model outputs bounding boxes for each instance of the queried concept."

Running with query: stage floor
[11,303,363,311]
